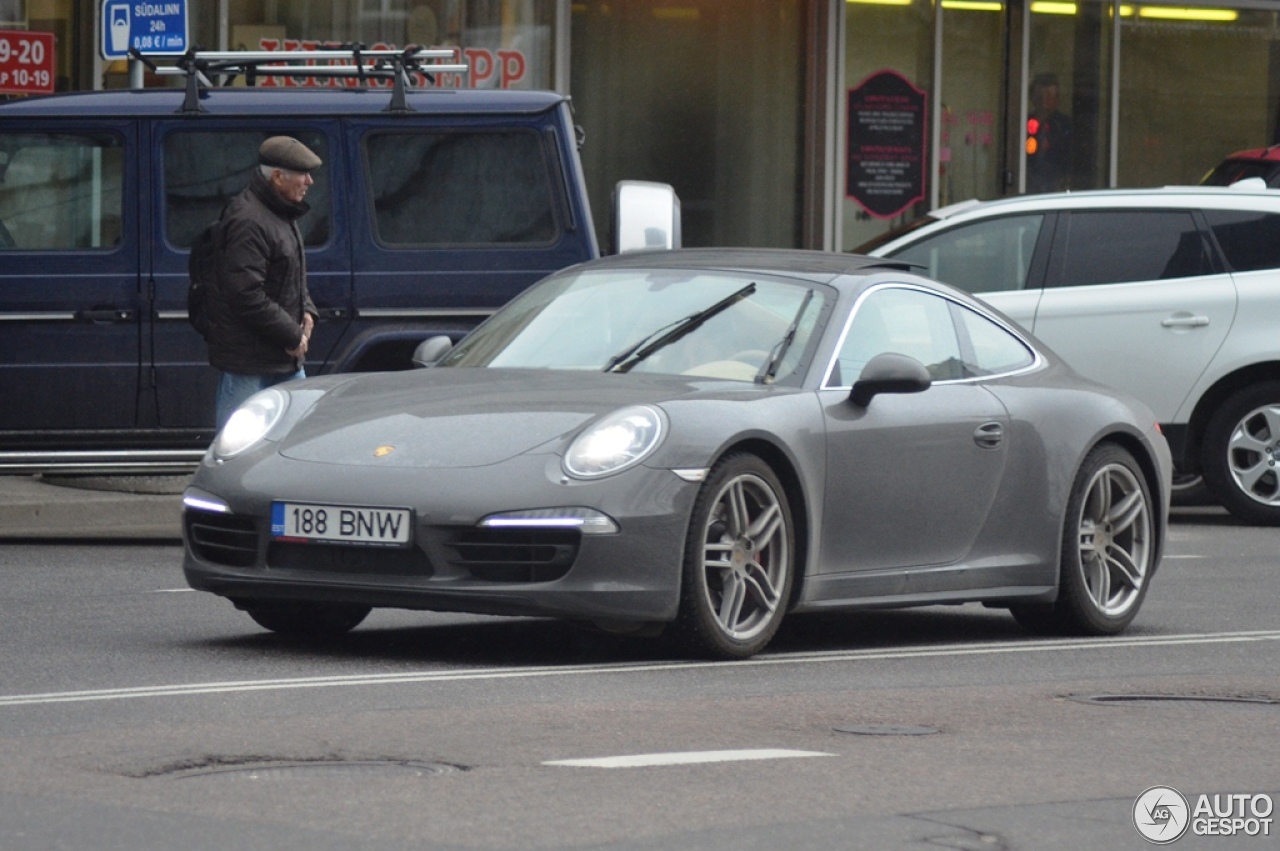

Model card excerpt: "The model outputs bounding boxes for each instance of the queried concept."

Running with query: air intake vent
[447,528,578,582]
[186,512,259,567]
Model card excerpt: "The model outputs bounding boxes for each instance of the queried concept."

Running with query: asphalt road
[0,506,1276,850]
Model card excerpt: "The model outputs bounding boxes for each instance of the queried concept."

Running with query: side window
[1203,209,1280,272]
[163,130,330,249]
[0,132,123,250]
[365,131,557,246]
[830,287,964,386]
[1056,210,1209,287]
[954,304,1036,377]
[888,214,1044,294]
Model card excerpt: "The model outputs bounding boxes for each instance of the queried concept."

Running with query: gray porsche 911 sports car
[182,249,1171,659]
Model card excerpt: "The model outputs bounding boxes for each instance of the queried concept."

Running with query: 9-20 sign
[0,30,55,96]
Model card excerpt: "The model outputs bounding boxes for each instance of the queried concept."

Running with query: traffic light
[1026,117,1040,156]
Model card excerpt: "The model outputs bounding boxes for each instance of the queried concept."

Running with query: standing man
[1026,73,1073,194]
[207,136,321,429]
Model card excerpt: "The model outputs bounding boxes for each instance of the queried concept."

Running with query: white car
[865,185,1280,526]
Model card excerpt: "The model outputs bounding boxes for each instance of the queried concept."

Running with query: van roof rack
[130,46,470,115]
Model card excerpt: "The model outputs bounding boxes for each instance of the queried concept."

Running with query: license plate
[271,502,412,547]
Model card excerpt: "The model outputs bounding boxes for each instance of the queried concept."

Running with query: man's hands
[287,313,316,358]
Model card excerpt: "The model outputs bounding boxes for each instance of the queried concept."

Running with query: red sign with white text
[0,30,55,95]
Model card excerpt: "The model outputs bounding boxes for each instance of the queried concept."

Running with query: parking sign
[100,0,188,60]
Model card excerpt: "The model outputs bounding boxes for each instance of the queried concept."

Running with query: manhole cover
[833,724,939,736]
[1070,694,1279,710]
[173,760,462,780]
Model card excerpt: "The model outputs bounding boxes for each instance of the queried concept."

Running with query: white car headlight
[564,405,666,478]
[213,387,288,459]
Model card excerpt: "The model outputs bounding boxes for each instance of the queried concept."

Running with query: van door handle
[316,308,348,319]
[1160,314,1209,329]
[974,421,1004,449]
[76,308,135,323]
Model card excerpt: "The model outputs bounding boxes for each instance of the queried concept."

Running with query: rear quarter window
[1203,209,1280,272]
[364,131,557,246]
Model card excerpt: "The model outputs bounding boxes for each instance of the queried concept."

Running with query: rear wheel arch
[1182,361,1280,474]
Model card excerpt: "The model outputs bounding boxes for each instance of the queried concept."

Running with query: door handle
[1160,314,1209,329]
[974,421,1004,449]
[316,307,348,319]
[76,308,135,323]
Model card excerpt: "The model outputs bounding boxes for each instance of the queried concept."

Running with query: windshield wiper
[603,283,757,374]
[754,288,815,384]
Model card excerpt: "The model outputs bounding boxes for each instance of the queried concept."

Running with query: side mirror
[411,335,453,368]
[849,352,932,407]
[613,180,682,254]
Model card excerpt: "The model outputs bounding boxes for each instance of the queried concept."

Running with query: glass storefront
[1118,4,1280,187]
[4,2,1280,253]
[569,0,806,249]
[840,0,1280,251]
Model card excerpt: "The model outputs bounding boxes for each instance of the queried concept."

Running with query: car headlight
[564,405,666,479]
[212,387,288,459]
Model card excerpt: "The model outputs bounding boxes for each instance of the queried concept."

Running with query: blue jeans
[216,368,305,430]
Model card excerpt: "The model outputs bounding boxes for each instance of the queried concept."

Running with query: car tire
[244,601,371,638]
[1170,472,1215,507]
[1201,382,1280,526]
[669,453,794,660]
[1011,443,1155,636]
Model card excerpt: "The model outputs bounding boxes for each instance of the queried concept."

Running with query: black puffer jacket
[206,170,317,375]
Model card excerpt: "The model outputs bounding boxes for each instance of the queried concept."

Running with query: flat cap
[258,136,322,172]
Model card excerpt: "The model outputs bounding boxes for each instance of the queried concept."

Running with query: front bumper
[181,453,696,623]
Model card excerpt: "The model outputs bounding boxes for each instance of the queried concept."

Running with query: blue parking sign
[100,0,188,60]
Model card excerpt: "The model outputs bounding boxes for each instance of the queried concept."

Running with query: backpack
[187,218,224,341]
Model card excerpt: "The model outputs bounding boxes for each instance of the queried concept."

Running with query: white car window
[1055,211,1209,287]
[889,214,1044,294]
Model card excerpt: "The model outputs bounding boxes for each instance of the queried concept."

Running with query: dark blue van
[0,51,677,473]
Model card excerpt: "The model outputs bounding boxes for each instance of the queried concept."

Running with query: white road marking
[544,749,834,768]
[2,629,1278,709]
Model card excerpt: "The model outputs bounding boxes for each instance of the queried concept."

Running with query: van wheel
[668,453,794,660]
[1201,382,1280,526]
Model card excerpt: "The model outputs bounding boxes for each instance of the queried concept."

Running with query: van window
[365,131,557,246]
[0,132,123,250]
[163,130,331,249]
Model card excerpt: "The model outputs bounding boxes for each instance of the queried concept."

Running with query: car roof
[576,248,918,282]
[0,86,567,119]
[923,184,1280,222]
[1220,145,1280,163]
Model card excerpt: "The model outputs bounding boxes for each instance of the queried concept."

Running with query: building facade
[9,0,1280,251]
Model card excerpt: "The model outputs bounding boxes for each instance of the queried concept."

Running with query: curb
[0,475,187,540]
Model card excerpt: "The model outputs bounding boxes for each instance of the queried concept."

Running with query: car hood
[276,368,737,468]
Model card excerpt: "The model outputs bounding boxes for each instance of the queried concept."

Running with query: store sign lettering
[255,40,527,89]
[846,70,927,220]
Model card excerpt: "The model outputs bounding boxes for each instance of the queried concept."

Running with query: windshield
[441,268,826,383]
